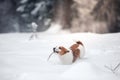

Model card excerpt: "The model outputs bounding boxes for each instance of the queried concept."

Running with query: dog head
[53,46,69,55]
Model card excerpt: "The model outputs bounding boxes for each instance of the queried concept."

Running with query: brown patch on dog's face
[58,46,69,55]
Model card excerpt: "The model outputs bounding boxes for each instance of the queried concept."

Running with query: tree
[0,0,19,33]
[52,0,73,29]
[92,0,120,32]
[17,0,55,32]
[1,0,120,33]
[52,0,120,33]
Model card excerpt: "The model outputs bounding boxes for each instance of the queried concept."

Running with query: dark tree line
[0,0,120,33]
[0,0,54,33]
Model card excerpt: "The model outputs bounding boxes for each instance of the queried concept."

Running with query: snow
[0,32,120,80]
[16,5,25,12]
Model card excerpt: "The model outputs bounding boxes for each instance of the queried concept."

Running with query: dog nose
[53,47,56,52]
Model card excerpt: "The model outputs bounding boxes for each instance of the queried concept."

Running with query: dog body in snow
[52,41,85,64]
[70,41,85,62]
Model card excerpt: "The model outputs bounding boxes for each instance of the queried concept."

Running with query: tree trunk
[92,0,120,32]
[52,0,73,29]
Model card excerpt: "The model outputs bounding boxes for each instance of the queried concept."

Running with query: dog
[48,41,85,64]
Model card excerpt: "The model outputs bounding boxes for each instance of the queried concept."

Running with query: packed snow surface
[0,32,120,80]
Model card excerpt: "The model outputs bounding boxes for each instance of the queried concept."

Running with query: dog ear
[76,41,83,46]
[76,41,81,44]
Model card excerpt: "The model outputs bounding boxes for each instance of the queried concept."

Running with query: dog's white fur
[58,49,73,64]
[55,44,85,64]
[78,45,85,58]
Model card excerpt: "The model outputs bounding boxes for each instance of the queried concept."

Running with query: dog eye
[59,47,61,49]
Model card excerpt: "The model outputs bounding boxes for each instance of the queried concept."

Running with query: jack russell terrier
[47,41,85,64]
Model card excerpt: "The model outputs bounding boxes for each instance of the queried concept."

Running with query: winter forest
[0,0,120,80]
[0,0,120,33]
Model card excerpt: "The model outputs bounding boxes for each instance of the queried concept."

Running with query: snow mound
[0,33,120,80]
[61,62,119,80]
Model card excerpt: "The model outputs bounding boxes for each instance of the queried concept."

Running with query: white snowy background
[0,28,120,80]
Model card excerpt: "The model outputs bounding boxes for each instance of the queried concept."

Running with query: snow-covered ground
[0,32,120,80]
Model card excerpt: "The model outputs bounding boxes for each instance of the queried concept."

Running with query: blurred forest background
[0,0,120,33]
